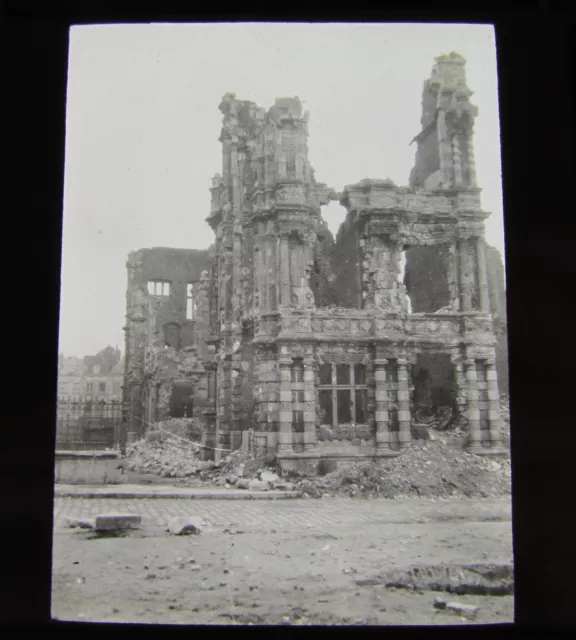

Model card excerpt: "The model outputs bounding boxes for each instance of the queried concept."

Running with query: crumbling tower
[409,52,478,191]
[336,52,504,456]
[204,94,336,461]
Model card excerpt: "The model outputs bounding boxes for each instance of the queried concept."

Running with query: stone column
[465,358,482,451]
[466,130,478,187]
[397,359,412,450]
[201,363,218,461]
[476,238,490,313]
[486,358,503,448]
[374,358,390,452]
[459,239,472,311]
[302,357,317,451]
[452,132,463,187]
[277,356,294,452]
[279,234,291,306]
[451,354,468,421]
[437,110,453,188]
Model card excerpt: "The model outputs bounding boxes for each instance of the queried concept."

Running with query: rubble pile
[297,441,511,499]
[126,434,203,478]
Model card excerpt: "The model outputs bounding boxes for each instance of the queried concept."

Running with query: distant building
[57,350,124,400]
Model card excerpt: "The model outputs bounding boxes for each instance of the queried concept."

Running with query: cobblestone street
[52,497,514,625]
[54,496,512,531]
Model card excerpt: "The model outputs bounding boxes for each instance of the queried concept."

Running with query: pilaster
[485,357,503,448]
[374,358,391,452]
[397,358,412,450]
[476,238,490,313]
[465,357,482,451]
[278,356,294,452]
[302,356,317,451]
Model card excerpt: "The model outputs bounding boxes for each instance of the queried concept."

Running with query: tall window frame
[186,283,198,320]
[318,362,368,427]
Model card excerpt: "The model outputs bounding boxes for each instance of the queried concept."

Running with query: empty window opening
[164,323,181,350]
[291,360,304,383]
[386,360,400,436]
[99,382,106,393]
[404,245,451,312]
[148,281,171,296]
[292,410,304,432]
[411,353,456,420]
[186,283,197,320]
[398,250,413,314]
[321,202,361,309]
[170,382,194,419]
[321,202,347,239]
[319,362,332,385]
[318,362,368,427]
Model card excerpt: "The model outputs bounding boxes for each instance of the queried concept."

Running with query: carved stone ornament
[305,287,315,308]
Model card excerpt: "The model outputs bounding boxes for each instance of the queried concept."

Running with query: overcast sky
[60,22,504,358]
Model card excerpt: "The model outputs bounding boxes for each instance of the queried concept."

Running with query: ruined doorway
[411,353,456,421]
[169,381,194,419]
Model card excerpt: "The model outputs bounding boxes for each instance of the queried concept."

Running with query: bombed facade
[123,52,508,473]
[123,247,212,437]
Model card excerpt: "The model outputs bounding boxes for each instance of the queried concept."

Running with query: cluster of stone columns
[464,355,503,452]
[277,354,318,453]
[374,356,413,454]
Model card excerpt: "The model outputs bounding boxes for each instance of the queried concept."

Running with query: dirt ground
[52,511,514,625]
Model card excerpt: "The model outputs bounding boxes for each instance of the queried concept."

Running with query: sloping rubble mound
[297,440,511,499]
[126,436,204,478]
[126,420,205,478]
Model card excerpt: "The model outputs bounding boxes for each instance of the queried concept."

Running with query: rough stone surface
[167,517,203,536]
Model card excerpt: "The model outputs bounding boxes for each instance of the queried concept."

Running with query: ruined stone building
[123,52,509,474]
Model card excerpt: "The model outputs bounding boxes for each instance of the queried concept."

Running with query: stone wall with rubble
[123,247,210,441]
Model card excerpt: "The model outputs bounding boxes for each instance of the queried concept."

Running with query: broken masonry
[123,52,509,475]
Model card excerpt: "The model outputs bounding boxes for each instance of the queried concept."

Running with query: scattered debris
[445,602,479,619]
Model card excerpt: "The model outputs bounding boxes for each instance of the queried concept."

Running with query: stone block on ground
[416,425,430,440]
[248,479,269,491]
[93,513,142,532]
[273,481,296,491]
[259,470,280,486]
[445,602,479,619]
[236,478,250,489]
[167,517,203,536]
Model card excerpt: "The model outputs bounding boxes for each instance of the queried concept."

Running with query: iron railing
[56,396,124,451]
